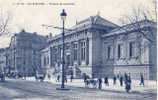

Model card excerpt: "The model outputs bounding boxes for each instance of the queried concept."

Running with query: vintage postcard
[0,0,157,100]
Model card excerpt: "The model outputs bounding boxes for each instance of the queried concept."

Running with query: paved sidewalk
[43,78,157,93]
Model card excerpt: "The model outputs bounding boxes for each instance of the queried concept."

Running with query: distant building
[41,15,156,80]
[8,30,47,76]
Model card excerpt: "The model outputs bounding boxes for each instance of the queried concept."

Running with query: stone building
[41,15,156,80]
[8,30,47,76]
[101,20,156,80]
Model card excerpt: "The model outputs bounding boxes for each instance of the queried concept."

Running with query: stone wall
[101,30,156,80]
[113,65,150,80]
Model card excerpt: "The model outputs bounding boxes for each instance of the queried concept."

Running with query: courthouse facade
[41,15,156,80]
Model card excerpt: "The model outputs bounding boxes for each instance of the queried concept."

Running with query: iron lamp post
[56,9,70,90]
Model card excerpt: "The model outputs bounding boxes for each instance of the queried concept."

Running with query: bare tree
[118,1,157,65]
[0,10,12,36]
[119,1,156,43]
[151,0,157,21]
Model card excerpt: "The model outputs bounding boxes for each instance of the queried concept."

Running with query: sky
[0,0,154,48]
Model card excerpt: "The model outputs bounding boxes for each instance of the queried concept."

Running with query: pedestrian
[128,73,131,84]
[117,74,119,79]
[0,73,5,82]
[98,78,102,90]
[57,75,60,82]
[104,76,109,86]
[64,75,67,83]
[113,75,117,85]
[124,73,128,80]
[48,74,51,80]
[125,75,131,93]
[83,74,87,83]
[70,72,74,82]
[119,75,123,86]
[139,73,144,86]
[70,74,73,82]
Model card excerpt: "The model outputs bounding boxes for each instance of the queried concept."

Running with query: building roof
[71,15,119,29]
[48,15,119,42]
[102,20,156,38]
[9,30,47,50]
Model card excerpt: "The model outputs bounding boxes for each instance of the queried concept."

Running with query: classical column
[50,47,53,67]
[86,38,89,65]
[51,47,56,67]
[88,38,92,66]
[77,40,81,65]
[70,42,74,66]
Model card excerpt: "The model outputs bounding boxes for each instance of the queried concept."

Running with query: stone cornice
[102,20,156,38]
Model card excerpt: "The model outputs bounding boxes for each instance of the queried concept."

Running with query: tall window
[81,41,86,60]
[58,47,62,61]
[43,56,49,66]
[73,43,78,61]
[44,56,47,66]
[54,48,57,62]
[107,46,113,59]
[118,44,123,59]
[47,56,49,65]
[129,42,135,58]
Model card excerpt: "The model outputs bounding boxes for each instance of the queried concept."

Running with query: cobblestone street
[0,79,156,100]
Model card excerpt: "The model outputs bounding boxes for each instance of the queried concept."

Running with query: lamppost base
[56,87,70,91]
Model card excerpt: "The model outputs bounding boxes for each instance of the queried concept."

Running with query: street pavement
[46,78,157,93]
[0,78,156,100]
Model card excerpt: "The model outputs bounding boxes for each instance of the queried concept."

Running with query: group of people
[84,73,145,93]
[56,72,74,83]
[103,75,124,87]
[55,72,145,93]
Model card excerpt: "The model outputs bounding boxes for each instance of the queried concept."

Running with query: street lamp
[56,9,70,90]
